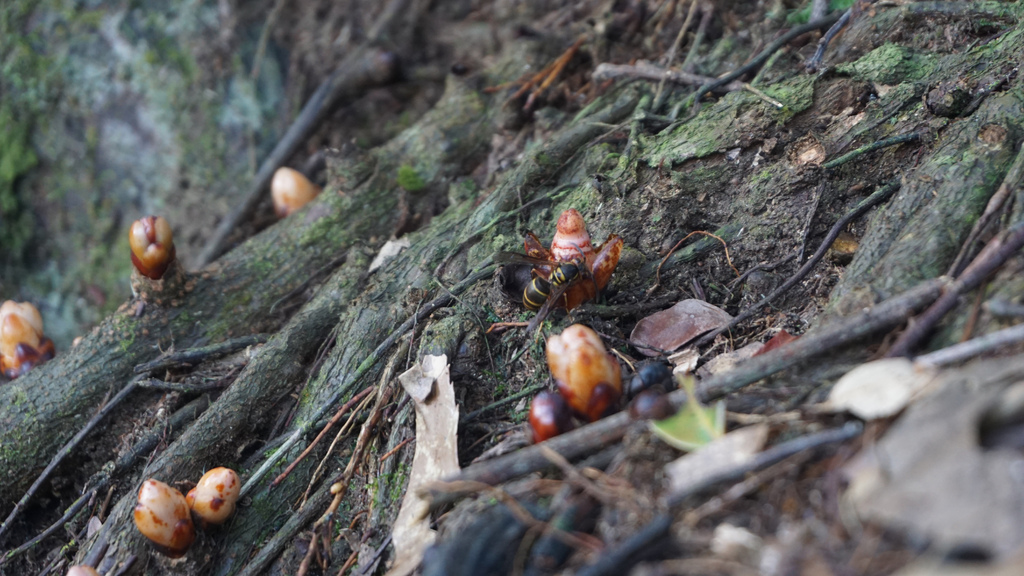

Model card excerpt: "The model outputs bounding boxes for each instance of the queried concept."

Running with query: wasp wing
[494,251,559,267]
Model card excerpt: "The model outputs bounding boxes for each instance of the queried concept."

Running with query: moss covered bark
[2,2,1024,574]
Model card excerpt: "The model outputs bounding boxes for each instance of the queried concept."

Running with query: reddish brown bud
[129,216,176,280]
[529,391,574,443]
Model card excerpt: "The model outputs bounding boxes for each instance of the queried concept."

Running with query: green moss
[249,257,276,276]
[836,43,938,85]
[397,165,426,192]
[386,462,410,503]
[8,386,30,407]
[118,328,136,353]
[761,74,816,121]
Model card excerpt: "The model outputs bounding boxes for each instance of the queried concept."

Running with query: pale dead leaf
[668,348,699,375]
[711,523,763,566]
[846,357,1024,557]
[397,356,438,402]
[387,354,459,576]
[86,516,103,539]
[696,342,762,379]
[631,300,734,357]
[369,238,411,273]
[822,358,938,420]
[665,424,769,498]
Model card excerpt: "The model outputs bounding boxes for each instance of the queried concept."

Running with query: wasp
[495,251,594,333]
[522,258,583,310]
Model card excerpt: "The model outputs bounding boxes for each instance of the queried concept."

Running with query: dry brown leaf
[752,330,799,357]
[387,354,460,576]
[631,299,734,357]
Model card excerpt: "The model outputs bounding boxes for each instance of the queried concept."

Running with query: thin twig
[729,253,796,289]
[0,375,144,547]
[296,529,321,576]
[137,378,228,393]
[799,182,826,263]
[318,373,396,526]
[651,231,739,294]
[133,334,269,374]
[539,446,630,506]
[695,178,901,348]
[592,61,741,91]
[302,391,373,505]
[915,322,1024,368]
[272,386,376,487]
[523,37,585,111]
[460,384,546,424]
[250,0,288,80]
[821,132,922,170]
[426,278,943,509]
[670,421,862,505]
[690,12,843,108]
[576,422,861,576]
[653,0,702,110]
[236,480,335,576]
[948,141,1024,277]
[680,2,713,73]
[1,489,95,565]
[805,6,853,72]
[581,291,681,319]
[742,83,784,108]
[684,451,815,523]
[352,534,392,576]
[303,342,407,505]
[887,219,1024,357]
[378,437,415,462]
[240,263,494,497]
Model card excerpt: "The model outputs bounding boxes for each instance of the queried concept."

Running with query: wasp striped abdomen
[522,260,582,310]
[523,277,551,310]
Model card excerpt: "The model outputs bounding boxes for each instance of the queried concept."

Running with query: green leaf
[649,375,726,451]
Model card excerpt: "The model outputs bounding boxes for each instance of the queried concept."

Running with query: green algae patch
[836,43,938,85]
[646,74,816,168]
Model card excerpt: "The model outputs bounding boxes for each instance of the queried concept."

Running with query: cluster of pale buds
[133,468,241,557]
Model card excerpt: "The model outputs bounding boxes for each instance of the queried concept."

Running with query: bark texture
[2,2,1024,575]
